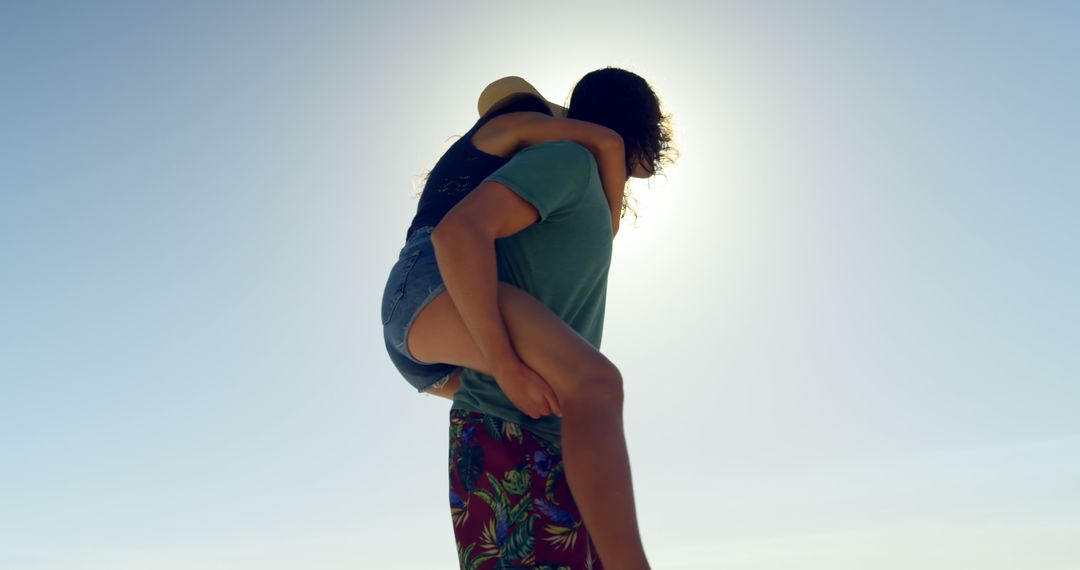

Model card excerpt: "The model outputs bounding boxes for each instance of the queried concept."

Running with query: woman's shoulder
[471,111,551,157]
[478,111,551,133]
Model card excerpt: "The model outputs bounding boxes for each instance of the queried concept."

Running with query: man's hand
[492,358,562,420]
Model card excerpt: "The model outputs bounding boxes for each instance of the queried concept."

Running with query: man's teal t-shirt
[450,140,613,443]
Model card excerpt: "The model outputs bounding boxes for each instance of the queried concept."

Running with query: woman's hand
[492,357,562,420]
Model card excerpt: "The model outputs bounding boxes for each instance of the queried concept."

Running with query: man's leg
[418,285,649,569]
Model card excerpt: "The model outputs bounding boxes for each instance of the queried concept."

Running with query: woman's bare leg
[408,285,650,570]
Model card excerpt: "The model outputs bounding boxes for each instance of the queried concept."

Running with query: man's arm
[431,181,535,371]
[430,181,559,417]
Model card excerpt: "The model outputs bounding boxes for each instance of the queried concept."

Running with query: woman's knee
[565,360,623,409]
[493,282,623,407]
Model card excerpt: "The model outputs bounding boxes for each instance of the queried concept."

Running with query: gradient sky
[2,1,1078,569]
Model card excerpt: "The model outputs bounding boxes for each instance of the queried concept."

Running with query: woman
[382,68,673,569]
[385,75,633,408]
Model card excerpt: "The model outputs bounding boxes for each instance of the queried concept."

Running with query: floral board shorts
[449,410,603,570]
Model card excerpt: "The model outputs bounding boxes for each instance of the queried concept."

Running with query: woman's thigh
[407,283,616,397]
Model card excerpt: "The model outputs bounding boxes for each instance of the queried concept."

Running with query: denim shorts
[381,226,461,392]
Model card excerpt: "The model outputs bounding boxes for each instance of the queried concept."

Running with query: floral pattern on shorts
[448,409,602,570]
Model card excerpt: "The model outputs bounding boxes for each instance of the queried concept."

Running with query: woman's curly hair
[567,67,676,218]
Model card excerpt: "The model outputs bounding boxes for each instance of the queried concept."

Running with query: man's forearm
[430,221,517,370]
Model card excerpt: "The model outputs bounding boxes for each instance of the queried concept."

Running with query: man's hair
[567,67,675,178]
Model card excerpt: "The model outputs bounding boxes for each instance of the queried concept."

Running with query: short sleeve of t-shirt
[482,141,597,222]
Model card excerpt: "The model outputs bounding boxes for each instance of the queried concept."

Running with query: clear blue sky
[2,1,1077,569]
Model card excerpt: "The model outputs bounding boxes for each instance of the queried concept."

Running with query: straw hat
[477,76,568,119]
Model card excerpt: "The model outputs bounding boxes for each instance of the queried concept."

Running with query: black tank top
[404,118,510,240]
[404,96,552,241]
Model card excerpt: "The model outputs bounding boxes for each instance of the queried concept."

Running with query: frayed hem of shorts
[421,367,462,393]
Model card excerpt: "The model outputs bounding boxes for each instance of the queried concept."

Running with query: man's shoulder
[484,140,601,219]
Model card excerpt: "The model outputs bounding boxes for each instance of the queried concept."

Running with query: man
[436,68,671,569]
